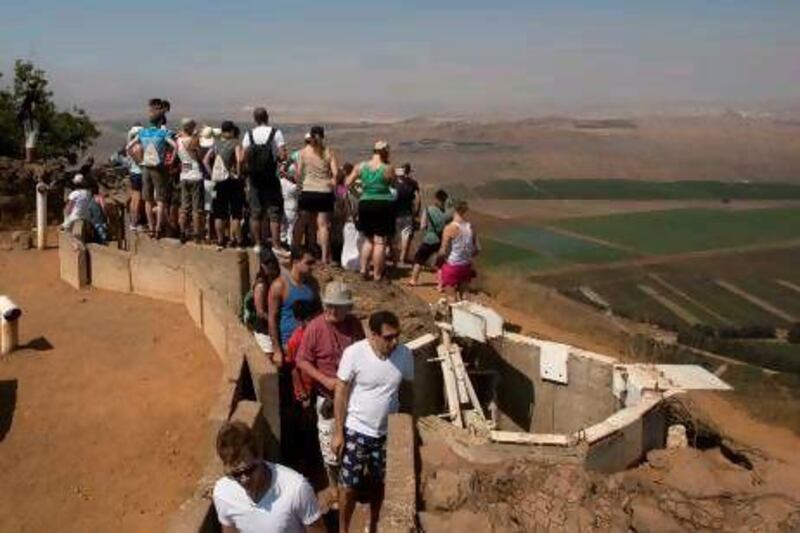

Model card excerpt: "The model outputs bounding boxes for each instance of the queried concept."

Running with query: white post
[0,296,22,355]
[36,181,48,250]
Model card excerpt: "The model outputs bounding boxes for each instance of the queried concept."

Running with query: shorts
[213,178,245,219]
[180,180,204,216]
[440,262,476,288]
[248,179,284,222]
[396,215,414,241]
[414,241,440,265]
[141,166,170,203]
[130,173,143,192]
[339,427,386,489]
[298,191,335,214]
[357,200,396,238]
[316,396,338,466]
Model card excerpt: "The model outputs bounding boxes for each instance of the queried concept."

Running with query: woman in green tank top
[345,140,396,281]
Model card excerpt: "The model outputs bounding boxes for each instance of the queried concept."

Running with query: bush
[0,60,98,160]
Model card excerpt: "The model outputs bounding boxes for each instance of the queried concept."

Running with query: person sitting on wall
[212,421,325,533]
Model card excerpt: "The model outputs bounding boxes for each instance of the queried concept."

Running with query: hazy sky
[1,0,798,119]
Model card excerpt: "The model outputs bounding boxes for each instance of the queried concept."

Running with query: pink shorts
[440,262,475,287]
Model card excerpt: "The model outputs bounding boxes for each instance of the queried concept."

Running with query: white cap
[374,140,389,151]
[72,173,85,185]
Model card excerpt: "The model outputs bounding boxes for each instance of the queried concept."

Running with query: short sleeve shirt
[241,125,286,156]
[336,339,413,437]
[296,315,364,397]
[213,462,321,533]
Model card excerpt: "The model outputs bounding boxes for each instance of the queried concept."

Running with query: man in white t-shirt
[212,421,324,533]
[332,311,414,533]
[242,107,287,254]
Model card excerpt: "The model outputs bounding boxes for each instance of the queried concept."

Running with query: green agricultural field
[657,275,788,327]
[484,224,634,265]
[711,340,800,375]
[590,281,683,328]
[470,178,800,200]
[554,207,800,255]
[478,237,567,272]
[730,278,800,321]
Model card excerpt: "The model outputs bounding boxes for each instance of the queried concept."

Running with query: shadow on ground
[0,379,18,441]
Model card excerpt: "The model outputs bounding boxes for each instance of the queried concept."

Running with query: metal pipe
[36,181,48,250]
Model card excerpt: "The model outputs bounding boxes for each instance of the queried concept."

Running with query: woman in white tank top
[438,200,480,300]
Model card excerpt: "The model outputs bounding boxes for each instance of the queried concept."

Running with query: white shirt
[213,462,321,533]
[241,125,286,155]
[66,189,92,221]
[337,339,414,438]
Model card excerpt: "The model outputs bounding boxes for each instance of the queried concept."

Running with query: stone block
[378,413,417,533]
[10,230,31,250]
[86,243,131,293]
[231,400,267,458]
[201,292,234,363]
[184,245,249,314]
[130,254,185,303]
[184,273,204,329]
[58,231,89,289]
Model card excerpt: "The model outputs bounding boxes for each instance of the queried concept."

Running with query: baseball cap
[374,140,389,151]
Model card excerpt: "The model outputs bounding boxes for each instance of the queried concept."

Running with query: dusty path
[0,250,221,532]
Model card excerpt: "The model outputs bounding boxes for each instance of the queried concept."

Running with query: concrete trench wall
[480,336,619,435]
[60,233,417,531]
[59,233,281,532]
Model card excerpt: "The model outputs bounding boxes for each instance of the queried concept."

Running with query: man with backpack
[242,107,287,254]
[204,121,245,248]
[129,98,176,238]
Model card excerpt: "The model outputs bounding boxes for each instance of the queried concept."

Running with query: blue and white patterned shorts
[339,428,386,489]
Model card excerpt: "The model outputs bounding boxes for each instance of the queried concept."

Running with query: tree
[0,59,99,160]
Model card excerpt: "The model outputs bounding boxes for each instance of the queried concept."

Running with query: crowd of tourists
[70,99,485,532]
[111,99,481,300]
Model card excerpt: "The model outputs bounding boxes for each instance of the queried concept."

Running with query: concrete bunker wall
[479,336,619,435]
[60,234,281,532]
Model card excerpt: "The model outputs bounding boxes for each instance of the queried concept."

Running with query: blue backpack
[138,127,170,167]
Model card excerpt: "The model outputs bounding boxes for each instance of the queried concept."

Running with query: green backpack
[242,286,258,330]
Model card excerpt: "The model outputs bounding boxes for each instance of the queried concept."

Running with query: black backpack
[246,128,278,184]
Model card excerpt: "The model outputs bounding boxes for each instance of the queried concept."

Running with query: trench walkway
[0,249,221,532]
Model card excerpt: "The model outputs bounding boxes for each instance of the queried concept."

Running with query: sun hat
[199,126,215,148]
[322,280,354,307]
[374,140,389,151]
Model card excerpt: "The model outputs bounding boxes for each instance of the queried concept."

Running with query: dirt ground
[0,249,221,532]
